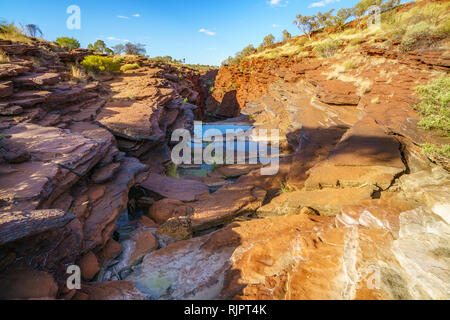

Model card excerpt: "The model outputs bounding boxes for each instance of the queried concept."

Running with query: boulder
[79,251,101,281]
[140,173,209,203]
[0,269,58,300]
[114,230,158,275]
[148,199,194,225]
[190,184,266,231]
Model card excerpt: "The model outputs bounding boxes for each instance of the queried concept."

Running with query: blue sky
[0,0,404,65]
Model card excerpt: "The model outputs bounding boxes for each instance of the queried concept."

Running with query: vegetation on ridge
[222,0,450,65]
[414,76,450,160]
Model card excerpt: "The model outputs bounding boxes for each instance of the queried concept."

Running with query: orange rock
[0,268,58,300]
[97,238,123,264]
[79,251,100,281]
[148,199,193,225]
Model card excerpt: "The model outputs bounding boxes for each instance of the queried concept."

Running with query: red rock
[138,216,159,229]
[190,183,266,231]
[0,209,75,245]
[115,230,158,273]
[97,239,123,264]
[0,63,30,78]
[91,162,121,184]
[305,117,406,191]
[140,173,210,203]
[13,73,61,87]
[0,105,23,115]
[76,281,146,300]
[79,251,100,281]
[0,124,110,211]
[311,79,361,106]
[0,269,58,300]
[0,81,13,98]
[148,199,194,225]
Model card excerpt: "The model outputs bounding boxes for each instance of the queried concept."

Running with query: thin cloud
[106,36,129,43]
[117,15,129,19]
[309,0,340,8]
[132,14,141,17]
[272,24,281,28]
[199,28,216,36]
[268,0,288,7]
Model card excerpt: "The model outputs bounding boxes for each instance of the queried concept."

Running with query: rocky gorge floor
[0,29,449,300]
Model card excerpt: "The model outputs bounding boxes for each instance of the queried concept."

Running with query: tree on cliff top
[282,29,292,43]
[112,44,125,55]
[25,24,43,38]
[262,34,276,48]
[293,14,319,40]
[125,42,146,56]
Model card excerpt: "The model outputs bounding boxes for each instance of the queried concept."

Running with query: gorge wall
[0,1,449,300]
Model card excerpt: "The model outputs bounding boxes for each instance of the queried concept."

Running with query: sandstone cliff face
[0,40,212,299]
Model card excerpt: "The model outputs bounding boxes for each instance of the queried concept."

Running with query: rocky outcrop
[126,196,449,300]
[0,40,213,298]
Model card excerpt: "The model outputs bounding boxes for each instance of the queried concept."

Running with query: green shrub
[80,55,120,73]
[56,37,80,50]
[120,63,140,72]
[313,39,341,58]
[349,37,364,46]
[422,143,450,159]
[415,76,450,137]
[343,61,357,70]
[400,23,436,52]
[166,163,179,179]
[113,56,125,64]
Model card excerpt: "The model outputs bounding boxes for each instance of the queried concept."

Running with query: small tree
[105,48,114,55]
[25,24,43,38]
[294,14,319,40]
[282,29,292,43]
[352,0,382,28]
[381,0,400,10]
[90,40,107,53]
[112,44,125,55]
[124,42,146,55]
[316,10,335,32]
[262,34,275,48]
[333,8,353,31]
[56,37,80,50]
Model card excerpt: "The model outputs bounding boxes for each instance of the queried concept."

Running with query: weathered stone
[191,184,267,231]
[0,81,13,98]
[13,73,61,87]
[148,199,194,225]
[79,251,101,281]
[0,269,58,300]
[74,281,147,300]
[257,187,374,217]
[0,209,75,245]
[115,230,158,274]
[157,217,193,241]
[140,173,209,203]
[305,117,406,191]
